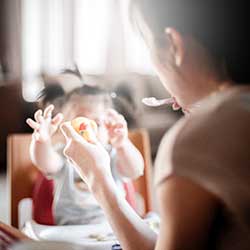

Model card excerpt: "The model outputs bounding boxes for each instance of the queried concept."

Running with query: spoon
[142,97,175,107]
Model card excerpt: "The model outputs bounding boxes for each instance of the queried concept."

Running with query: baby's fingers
[114,128,124,134]
[108,123,123,133]
[26,118,40,130]
[106,108,119,117]
[43,105,54,119]
[109,128,124,138]
[52,113,64,127]
[34,109,43,123]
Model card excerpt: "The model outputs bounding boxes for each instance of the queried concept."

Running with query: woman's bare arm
[92,175,218,250]
[93,176,157,250]
[155,176,219,250]
[61,122,219,250]
[61,122,157,250]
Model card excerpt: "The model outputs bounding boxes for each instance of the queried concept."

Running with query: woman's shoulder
[195,85,250,116]
[178,86,250,140]
[155,87,250,230]
[154,86,250,187]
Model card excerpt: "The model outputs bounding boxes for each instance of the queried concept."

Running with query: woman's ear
[165,28,185,67]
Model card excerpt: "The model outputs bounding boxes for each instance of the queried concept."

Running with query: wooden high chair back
[7,134,38,228]
[7,129,153,228]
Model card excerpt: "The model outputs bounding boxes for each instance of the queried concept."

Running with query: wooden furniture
[0,221,31,240]
[0,84,33,172]
[7,129,153,228]
[7,134,39,228]
[128,129,153,213]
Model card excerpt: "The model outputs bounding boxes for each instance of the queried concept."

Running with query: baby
[26,83,144,225]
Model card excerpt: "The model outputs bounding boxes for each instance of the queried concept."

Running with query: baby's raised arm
[26,105,64,175]
[104,109,144,179]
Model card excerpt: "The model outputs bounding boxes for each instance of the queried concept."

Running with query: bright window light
[41,0,65,74]
[22,0,44,102]
[74,0,112,74]
[121,0,154,75]
[21,0,155,102]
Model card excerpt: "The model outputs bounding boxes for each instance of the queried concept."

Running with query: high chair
[7,129,153,228]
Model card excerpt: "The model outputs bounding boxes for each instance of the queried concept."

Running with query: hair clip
[110,92,117,98]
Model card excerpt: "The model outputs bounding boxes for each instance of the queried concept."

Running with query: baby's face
[62,95,109,145]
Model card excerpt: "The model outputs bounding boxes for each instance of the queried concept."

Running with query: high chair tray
[22,220,118,250]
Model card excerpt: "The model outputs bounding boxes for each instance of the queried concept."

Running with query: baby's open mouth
[142,97,181,111]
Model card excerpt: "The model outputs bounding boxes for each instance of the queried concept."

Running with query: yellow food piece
[71,117,97,142]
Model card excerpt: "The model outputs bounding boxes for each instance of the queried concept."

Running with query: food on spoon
[71,117,97,143]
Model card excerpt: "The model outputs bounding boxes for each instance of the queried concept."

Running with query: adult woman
[61,0,250,249]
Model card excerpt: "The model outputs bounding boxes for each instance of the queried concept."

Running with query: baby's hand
[26,105,64,143]
[104,109,128,148]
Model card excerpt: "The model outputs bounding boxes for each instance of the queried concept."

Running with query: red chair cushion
[32,173,55,225]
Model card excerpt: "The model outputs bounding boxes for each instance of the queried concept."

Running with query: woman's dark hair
[129,0,250,84]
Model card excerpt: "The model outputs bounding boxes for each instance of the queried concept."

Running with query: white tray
[22,220,119,250]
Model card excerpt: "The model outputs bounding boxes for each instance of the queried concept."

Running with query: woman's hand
[60,122,112,191]
[26,105,64,143]
[104,109,128,148]
[61,124,155,250]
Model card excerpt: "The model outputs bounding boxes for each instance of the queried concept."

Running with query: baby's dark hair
[38,83,112,112]
[38,65,112,111]
[67,85,113,108]
[69,84,110,97]
[37,83,65,110]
